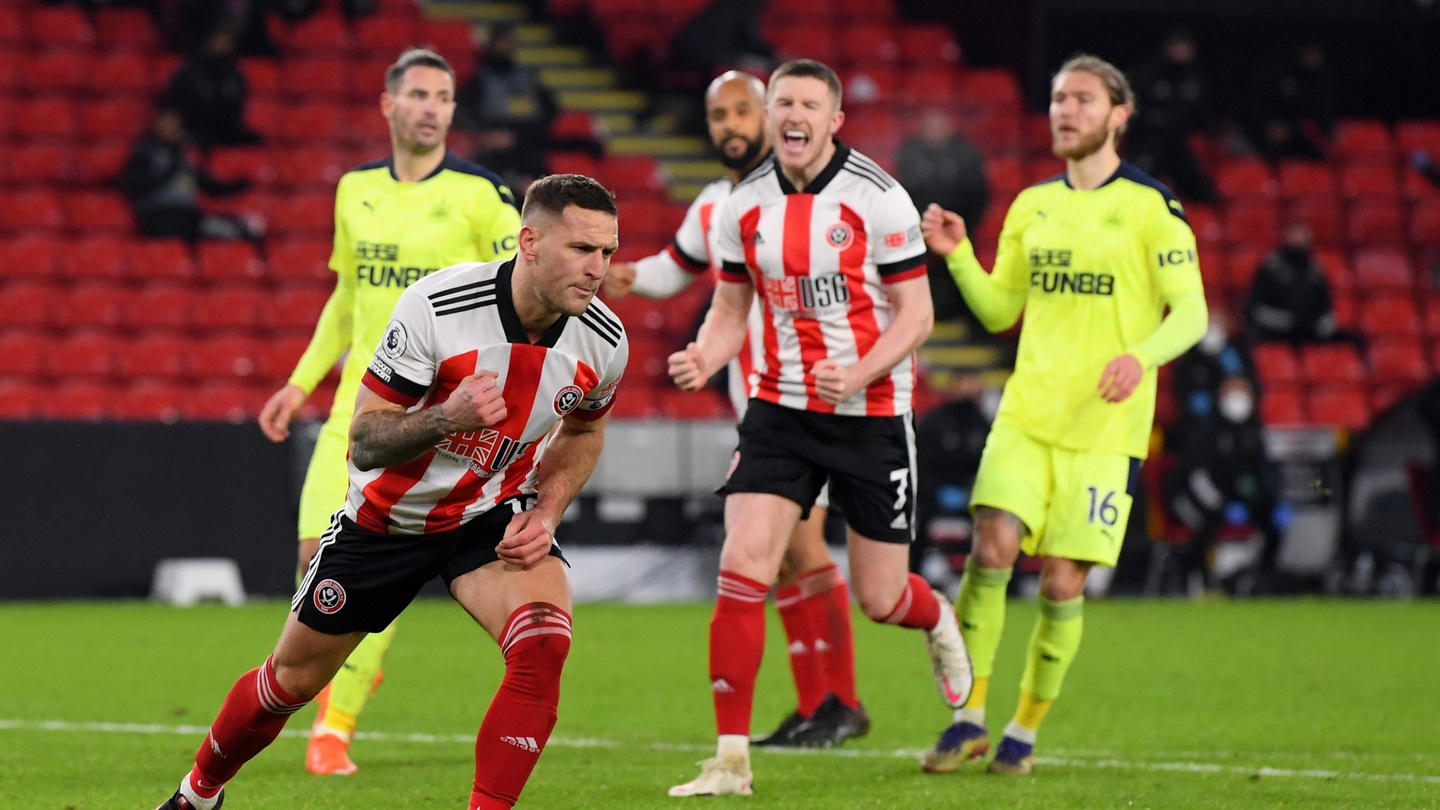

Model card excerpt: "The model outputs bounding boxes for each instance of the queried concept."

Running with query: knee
[502,604,572,696]
[1039,561,1089,602]
[972,512,1022,569]
[270,658,329,702]
[852,581,900,623]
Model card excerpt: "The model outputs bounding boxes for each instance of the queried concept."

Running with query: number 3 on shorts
[1086,487,1118,526]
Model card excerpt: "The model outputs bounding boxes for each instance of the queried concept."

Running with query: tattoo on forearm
[351,408,455,471]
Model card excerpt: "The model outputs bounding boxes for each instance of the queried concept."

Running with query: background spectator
[1172,309,1259,424]
[664,0,774,81]
[162,28,262,150]
[167,0,281,56]
[912,369,993,579]
[1125,28,1218,202]
[1245,42,1337,162]
[456,23,559,190]
[119,108,260,243]
[1245,222,1340,345]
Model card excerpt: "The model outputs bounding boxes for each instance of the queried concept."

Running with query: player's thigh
[270,612,366,700]
[722,492,803,581]
[1033,448,1141,567]
[293,517,447,636]
[825,413,916,545]
[298,417,351,542]
[972,422,1053,553]
[449,556,573,643]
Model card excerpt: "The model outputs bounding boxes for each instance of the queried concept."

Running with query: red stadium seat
[1410,204,1440,244]
[11,236,67,280]
[25,49,92,94]
[597,157,665,195]
[843,66,900,107]
[254,334,314,380]
[271,147,350,190]
[1339,162,1398,201]
[13,99,78,140]
[182,381,259,422]
[1308,385,1370,431]
[269,193,336,236]
[0,51,18,95]
[269,238,337,286]
[1299,343,1365,384]
[26,7,95,47]
[1352,248,1413,290]
[355,14,420,53]
[66,236,133,281]
[1404,165,1440,201]
[284,56,354,99]
[115,332,189,379]
[1397,121,1440,157]
[197,242,268,282]
[41,381,116,421]
[899,67,960,106]
[8,144,78,187]
[961,69,1024,111]
[838,23,900,67]
[1253,343,1300,387]
[1277,161,1336,202]
[76,143,131,188]
[0,379,38,419]
[0,282,57,330]
[194,286,265,331]
[419,21,478,65]
[130,240,196,282]
[1346,200,1406,247]
[0,190,66,233]
[129,284,198,331]
[1312,249,1353,295]
[770,23,839,66]
[277,102,352,146]
[64,192,132,235]
[0,330,48,377]
[1361,295,1421,337]
[97,9,163,50]
[0,8,22,45]
[115,380,183,421]
[1369,338,1429,384]
[897,24,961,65]
[80,99,148,143]
[1333,119,1395,164]
[48,331,119,380]
[189,334,259,380]
[549,110,598,144]
[54,282,130,331]
[1222,201,1279,245]
[208,148,277,187]
[241,58,282,97]
[90,51,152,96]
[1214,159,1277,202]
[283,14,355,53]
[245,99,282,139]
[1261,387,1307,426]
[1286,199,1344,249]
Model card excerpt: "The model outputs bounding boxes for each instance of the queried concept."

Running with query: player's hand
[258,384,307,442]
[497,509,555,568]
[442,370,508,430]
[814,358,858,405]
[920,203,968,256]
[602,261,638,299]
[1098,354,1143,403]
[669,342,707,392]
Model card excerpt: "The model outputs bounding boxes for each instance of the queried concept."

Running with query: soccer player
[156,173,627,810]
[665,59,973,797]
[918,54,1208,776]
[255,48,521,775]
[602,70,868,748]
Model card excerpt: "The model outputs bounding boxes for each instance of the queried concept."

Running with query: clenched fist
[497,509,555,568]
[1098,354,1143,403]
[813,358,859,405]
[602,261,638,299]
[441,370,508,430]
[920,203,969,256]
[668,342,707,392]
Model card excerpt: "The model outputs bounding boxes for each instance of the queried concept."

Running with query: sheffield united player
[156,175,626,810]
[666,60,972,797]
[603,70,869,749]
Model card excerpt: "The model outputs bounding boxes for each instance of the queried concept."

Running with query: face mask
[1199,325,1226,355]
[1219,391,1253,423]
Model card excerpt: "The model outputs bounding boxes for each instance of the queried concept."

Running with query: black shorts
[721,399,917,543]
[293,499,568,635]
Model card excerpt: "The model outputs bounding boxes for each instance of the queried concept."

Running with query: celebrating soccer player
[666,59,973,797]
[918,54,1208,776]
[156,174,627,810]
[255,49,521,775]
[603,70,869,748]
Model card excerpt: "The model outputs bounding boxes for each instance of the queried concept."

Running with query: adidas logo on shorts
[500,735,540,753]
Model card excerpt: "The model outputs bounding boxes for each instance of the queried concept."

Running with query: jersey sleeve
[327,176,355,278]
[713,194,751,285]
[871,184,927,283]
[988,190,1038,292]
[570,331,628,422]
[474,180,522,261]
[1148,195,1204,298]
[666,195,712,274]
[360,286,437,408]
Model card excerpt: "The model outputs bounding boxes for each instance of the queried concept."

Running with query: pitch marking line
[2,719,1438,786]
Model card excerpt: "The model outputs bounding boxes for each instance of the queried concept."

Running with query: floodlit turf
[1,598,1437,808]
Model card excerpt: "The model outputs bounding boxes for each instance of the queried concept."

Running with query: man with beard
[919,54,1208,775]
[604,71,870,749]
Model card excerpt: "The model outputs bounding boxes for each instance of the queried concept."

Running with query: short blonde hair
[1055,53,1136,135]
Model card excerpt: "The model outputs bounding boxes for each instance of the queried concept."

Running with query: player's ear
[1110,104,1131,135]
[832,108,845,135]
[380,91,395,121]
[518,223,542,261]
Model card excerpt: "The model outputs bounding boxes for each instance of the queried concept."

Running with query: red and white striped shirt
[350,257,628,535]
[633,177,764,415]
[714,143,928,417]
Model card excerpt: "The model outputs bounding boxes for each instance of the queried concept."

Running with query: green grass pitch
[1,598,1437,808]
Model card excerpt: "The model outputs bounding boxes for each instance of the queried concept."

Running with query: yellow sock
[965,677,989,711]
[1014,693,1052,731]
[319,623,397,738]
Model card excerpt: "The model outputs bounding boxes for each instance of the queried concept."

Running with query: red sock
[880,573,941,630]
[775,584,826,716]
[469,603,572,810]
[798,564,859,709]
[191,656,308,794]
[711,570,769,737]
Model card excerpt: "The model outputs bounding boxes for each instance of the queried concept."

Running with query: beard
[718,134,766,171]
[1053,124,1111,161]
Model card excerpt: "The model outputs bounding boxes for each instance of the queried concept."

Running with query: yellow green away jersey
[310,151,520,422]
[972,162,1203,458]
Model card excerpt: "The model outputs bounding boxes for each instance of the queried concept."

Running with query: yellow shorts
[969,421,1140,567]
[298,415,351,541]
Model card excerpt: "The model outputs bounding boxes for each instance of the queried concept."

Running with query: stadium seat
[97,8,163,50]
[241,58,282,98]
[284,56,354,99]
[269,238,337,285]
[129,284,198,331]
[190,334,259,381]
[195,286,265,331]
[115,332,189,380]
[1221,201,1279,245]
[26,49,92,94]
[115,380,183,421]
[1333,119,1395,164]
[420,21,478,66]
[1252,342,1300,386]
[76,143,131,188]
[80,99,148,143]
[130,240,196,282]
[1360,295,1421,336]
[269,193,336,236]
[1346,200,1406,247]
[182,381,259,422]
[1352,248,1413,290]
[8,144,78,187]
[283,14,355,53]
[1299,343,1365,384]
[898,67,960,106]
[66,236,134,281]
[1309,385,1370,431]
[1214,159,1277,202]
[1397,121,1440,157]
[12,235,67,280]
[0,51,18,95]
[1260,387,1305,426]
[55,282,129,331]
[1369,338,1430,384]
[549,110,598,144]
[197,242,268,282]
[40,381,116,421]
[1410,204,1440,243]
[48,331,119,379]
[64,192,132,235]
[897,24,961,65]
[843,66,900,107]
[1286,199,1344,249]
[597,156,665,195]
[0,8,22,46]
[277,102,352,146]
[1339,162,1398,201]
[271,147,349,190]
[13,99,78,140]
[1404,165,1440,201]
[838,23,900,67]
[354,15,420,53]
[26,6,95,47]
[961,69,1024,111]
[0,282,57,330]
[0,190,66,233]
[770,24,840,66]
[1313,249,1353,295]
[0,378,38,419]
[1424,298,1440,338]
[254,334,314,379]
[90,51,152,97]
[1277,161,1336,202]
[0,330,47,377]
[207,148,277,187]
[151,53,182,93]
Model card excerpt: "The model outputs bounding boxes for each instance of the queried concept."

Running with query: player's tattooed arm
[350,371,507,471]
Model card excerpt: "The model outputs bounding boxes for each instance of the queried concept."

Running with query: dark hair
[522,174,618,220]
[385,48,454,93]
[769,59,843,108]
